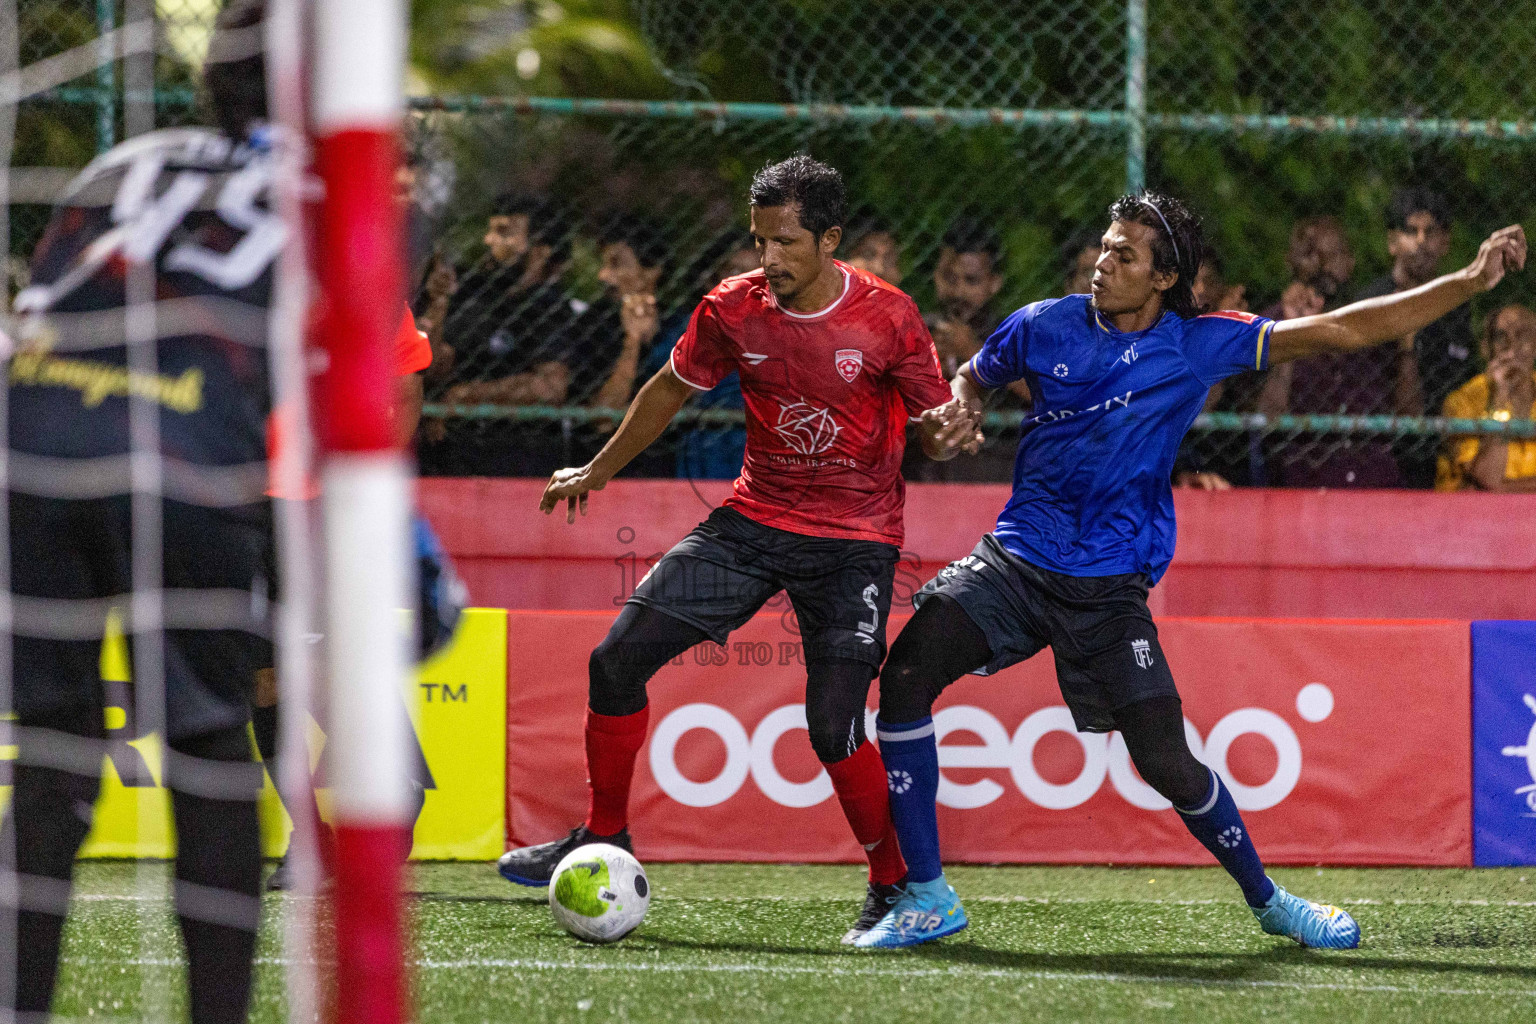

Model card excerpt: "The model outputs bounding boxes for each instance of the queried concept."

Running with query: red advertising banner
[506,612,1472,866]
[423,479,1536,619]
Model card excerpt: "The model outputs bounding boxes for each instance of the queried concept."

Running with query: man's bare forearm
[954,362,990,406]
[587,365,694,481]
[1393,346,1424,416]
[1271,270,1477,363]
[1337,270,1477,346]
[394,372,424,446]
[1467,440,1536,492]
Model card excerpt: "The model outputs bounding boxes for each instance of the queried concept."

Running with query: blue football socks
[876,715,944,885]
[1176,768,1275,908]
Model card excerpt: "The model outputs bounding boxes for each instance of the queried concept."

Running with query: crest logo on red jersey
[834,349,864,383]
[774,400,841,455]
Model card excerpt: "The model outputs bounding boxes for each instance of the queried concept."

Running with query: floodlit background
[11,0,1536,487]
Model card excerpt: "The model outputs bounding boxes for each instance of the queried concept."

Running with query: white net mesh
[1,1,324,1020]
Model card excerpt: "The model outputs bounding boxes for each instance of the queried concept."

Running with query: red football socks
[584,706,651,837]
[825,740,908,885]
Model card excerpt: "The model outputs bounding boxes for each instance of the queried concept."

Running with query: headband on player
[1141,198,1181,269]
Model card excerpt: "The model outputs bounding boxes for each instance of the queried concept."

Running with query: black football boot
[841,877,909,944]
[497,825,634,886]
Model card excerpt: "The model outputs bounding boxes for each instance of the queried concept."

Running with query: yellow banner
[406,607,508,860]
[0,608,508,861]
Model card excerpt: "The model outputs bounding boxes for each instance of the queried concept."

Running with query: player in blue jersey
[857,192,1526,950]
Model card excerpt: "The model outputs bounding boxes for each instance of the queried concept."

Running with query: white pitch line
[409,958,1536,1000]
[966,896,1536,908]
[66,893,1536,908]
[62,956,1536,1000]
[408,958,1536,999]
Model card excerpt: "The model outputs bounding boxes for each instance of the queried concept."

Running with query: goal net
[0,1,413,1021]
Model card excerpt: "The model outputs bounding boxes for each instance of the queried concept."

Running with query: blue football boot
[853,876,969,949]
[1253,880,1361,949]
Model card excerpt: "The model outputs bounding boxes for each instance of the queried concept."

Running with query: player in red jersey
[255,303,435,891]
[498,156,981,942]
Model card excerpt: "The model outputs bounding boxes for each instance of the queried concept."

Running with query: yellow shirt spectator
[1436,372,1536,490]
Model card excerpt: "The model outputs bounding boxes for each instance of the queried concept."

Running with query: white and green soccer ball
[548,843,651,944]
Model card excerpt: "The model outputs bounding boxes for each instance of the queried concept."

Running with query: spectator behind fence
[844,219,903,286]
[1174,246,1252,489]
[421,192,611,476]
[907,219,1019,481]
[1259,216,1360,420]
[1060,226,1101,297]
[1256,215,1413,488]
[589,213,671,415]
[1357,188,1477,418]
[1436,304,1536,493]
[600,227,757,479]
[928,218,1005,378]
[585,213,678,476]
[1192,250,1249,315]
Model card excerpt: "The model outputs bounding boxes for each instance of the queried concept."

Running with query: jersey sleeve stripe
[1256,321,1274,371]
[967,357,1001,390]
[668,348,713,392]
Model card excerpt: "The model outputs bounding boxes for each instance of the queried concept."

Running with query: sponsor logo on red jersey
[773,400,841,455]
[834,348,864,383]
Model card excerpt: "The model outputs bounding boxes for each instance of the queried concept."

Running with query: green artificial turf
[50,861,1536,1023]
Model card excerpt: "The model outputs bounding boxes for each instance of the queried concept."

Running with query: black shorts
[630,507,898,668]
[7,494,270,740]
[915,534,1178,733]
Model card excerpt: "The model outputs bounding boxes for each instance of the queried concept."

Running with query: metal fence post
[1125,0,1147,193]
[124,0,152,139]
[94,0,116,154]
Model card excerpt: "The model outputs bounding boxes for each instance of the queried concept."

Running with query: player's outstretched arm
[538,364,693,523]
[1269,225,1527,364]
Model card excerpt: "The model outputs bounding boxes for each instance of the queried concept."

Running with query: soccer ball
[548,843,651,944]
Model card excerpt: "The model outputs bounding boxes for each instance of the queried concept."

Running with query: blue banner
[1472,620,1536,866]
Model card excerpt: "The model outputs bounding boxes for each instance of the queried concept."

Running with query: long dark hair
[1107,190,1204,318]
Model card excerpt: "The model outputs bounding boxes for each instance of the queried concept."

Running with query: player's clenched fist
[539,465,609,523]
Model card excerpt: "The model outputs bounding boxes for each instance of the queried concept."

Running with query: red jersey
[671,261,951,545]
[267,304,429,498]
[392,305,433,375]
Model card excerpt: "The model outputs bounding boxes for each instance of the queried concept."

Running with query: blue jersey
[970,294,1274,583]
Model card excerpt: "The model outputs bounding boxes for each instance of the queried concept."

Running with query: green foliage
[409,0,669,98]
[1147,0,1536,119]
[409,1,1536,312]
[16,0,1536,438]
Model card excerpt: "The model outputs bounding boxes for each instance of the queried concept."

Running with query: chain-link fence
[7,0,210,293]
[12,1,1536,489]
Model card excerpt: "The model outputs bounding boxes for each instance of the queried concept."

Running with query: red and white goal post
[309,1,413,1022]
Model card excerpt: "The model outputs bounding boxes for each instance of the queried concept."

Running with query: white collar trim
[776,266,851,321]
